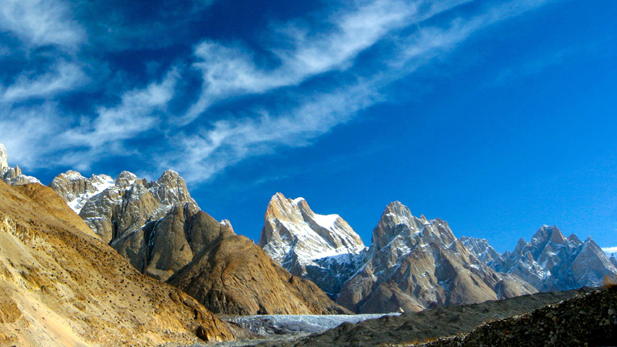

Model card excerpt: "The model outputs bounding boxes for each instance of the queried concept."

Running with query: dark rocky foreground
[219,287,595,346]
[421,286,617,347]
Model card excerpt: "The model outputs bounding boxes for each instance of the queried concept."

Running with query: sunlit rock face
[487,225,617,292]
[258,193,367,299]
[336,201,536,313]
[0,144,40,186]
[51,169,202,281]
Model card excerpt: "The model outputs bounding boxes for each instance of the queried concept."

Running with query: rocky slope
[424,286,617,347]
[258,193,367,298]
[336,202,537,313]
[0,181,233,346]
[0,144,40,186]
[466,225,617,292]
[50,170,348,315]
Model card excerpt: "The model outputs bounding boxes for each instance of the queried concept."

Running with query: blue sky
[1,0,616,253]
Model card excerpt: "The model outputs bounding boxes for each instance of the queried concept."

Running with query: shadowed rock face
[169,225,352,315]
[336,201,536,314]
[486,225,617,292]
[258,193,367,299]
[0,181,233,346]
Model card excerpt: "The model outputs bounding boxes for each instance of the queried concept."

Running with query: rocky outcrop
[168,223,351,315]
[488,225,617,292]
[0,143,7,170]
[0,181,233,346]
[336,201,536,314]
[611,253,617,268]
[258,193,367,299]
[0,144,40,186]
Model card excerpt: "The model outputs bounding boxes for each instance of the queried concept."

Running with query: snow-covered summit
[258,192,367,298]
[50,169,198,244]
[49,170,115,213]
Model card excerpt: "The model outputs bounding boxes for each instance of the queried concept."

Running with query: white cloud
[59,68,179,164]
[0,69,180,172]
[603,247,617,256]
[0,103,66,169]
[180,0,471,124]
[1,61,89,103]
[162,80,381,182]
[0,0,85,49]
[164,0,552,183]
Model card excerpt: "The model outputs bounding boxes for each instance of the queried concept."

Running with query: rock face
[611,253,617,268]
[51,171,347,315]
[0,144,40,186]
[0,181,233,346]
[485,225,617,292]
[336,201,537,313]
[460,236,501,263]
[169,224,351,315]
[49,170,115,213]
[258,193,367,298]
[50,169,201,282]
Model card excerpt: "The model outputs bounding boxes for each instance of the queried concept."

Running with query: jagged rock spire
[0,143,8,170]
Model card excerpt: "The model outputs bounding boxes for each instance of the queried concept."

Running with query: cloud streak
[166,0,552,183]
[180,0,471,124]
[1,61,88,103]
[0,0,85,49]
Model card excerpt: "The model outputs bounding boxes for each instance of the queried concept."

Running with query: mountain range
[1,140,616,344]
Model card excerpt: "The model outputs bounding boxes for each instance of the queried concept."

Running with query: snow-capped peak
[258,192,367,298]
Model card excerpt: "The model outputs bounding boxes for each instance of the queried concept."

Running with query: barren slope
[0,182,233,346]
[168,222,351,316]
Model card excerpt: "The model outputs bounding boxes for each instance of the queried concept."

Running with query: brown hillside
[0,182,233,346]
[168,225,351,315]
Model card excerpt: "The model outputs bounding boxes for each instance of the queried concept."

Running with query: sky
[0,0,616,254]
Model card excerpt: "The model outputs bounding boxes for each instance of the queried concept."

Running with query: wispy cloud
[0,103,66,168]
[180,0,471,124]
[0,0,555,184]
[58,68,180,167]
[0,0,85,49]
[166,0,552,183]
[1,61,89,103]
[161,80,381,182]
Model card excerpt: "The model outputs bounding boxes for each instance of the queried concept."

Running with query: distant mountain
[335,202,536,313]
[258,193,367,298]
[260,197,537,313]
[465,225,617,292]
[0,144,39,186]
[49,169,348,315]
[0,180,232,345]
